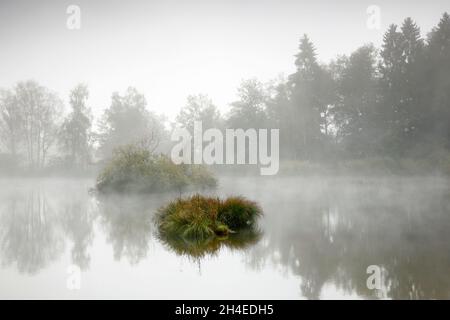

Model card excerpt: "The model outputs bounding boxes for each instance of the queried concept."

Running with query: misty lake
[0,176,449,299]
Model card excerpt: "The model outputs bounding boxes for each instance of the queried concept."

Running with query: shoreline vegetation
[0,151,450,179]
[0,156,449,179]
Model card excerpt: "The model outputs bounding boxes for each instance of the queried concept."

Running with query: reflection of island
[154,194,263,259]
[242,178,450,299]
[157,226,262,259]
[96,193,263,264]
[95,193,172,264]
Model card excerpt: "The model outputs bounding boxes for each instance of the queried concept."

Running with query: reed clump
[155,194,262,240]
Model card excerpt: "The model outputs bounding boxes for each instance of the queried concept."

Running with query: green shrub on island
[96,145,217,193]
[155,194,262,241]
[218,196,262,230]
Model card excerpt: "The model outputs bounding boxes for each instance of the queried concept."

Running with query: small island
[155,194,262,240]
[94,144,264,257]
[95,145,217,194]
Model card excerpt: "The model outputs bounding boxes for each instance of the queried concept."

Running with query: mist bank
[208,156,450,178]
[1,175,449,298]
[1,13,450,178]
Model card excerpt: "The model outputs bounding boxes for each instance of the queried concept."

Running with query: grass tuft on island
[96,145,217,194]
[155,194,262,241]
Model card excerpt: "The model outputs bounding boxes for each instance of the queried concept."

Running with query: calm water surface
[0,176,449,299]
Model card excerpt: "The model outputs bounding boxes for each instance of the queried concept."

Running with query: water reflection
[0,177,449,299]
[0,184,64,274]
[158,226,262,259]
[237,177,450,299]
[96,194,157,264]
[59,184,96,270]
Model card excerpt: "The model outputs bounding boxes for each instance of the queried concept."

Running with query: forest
[1,13,449,175]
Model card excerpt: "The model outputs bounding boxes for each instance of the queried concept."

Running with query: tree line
[177,13,450,161]
[1,13,449,173]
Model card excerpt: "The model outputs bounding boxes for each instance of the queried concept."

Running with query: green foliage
[218,196,262,230]
[96,145,217,193]
[155,194,262,241]
[156,195,220,240]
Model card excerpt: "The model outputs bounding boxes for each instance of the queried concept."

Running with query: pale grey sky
[0,0,449,120]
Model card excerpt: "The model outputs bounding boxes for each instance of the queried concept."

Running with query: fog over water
[0,176,449,299]
[1,0,450,300]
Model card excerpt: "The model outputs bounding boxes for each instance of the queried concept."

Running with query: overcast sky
[0,0,449,121]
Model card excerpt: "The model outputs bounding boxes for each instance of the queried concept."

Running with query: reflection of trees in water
[0,181,169,272]
[0,182,209,272]
[245,178,450,299]
[59,184,96,270]
[0,187,64,274]
[1,177,449,299]
[96,194,171,264]
[0,181,96,273]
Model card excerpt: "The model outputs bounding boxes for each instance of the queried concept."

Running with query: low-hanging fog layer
[0,1,450,300]
[1,10,450,173]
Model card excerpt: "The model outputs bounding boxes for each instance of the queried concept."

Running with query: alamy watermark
[366,5,381,30]
[171,121,279,175]
[66,5,81,30]
[366,265,382,290]
[66,264,81,290]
